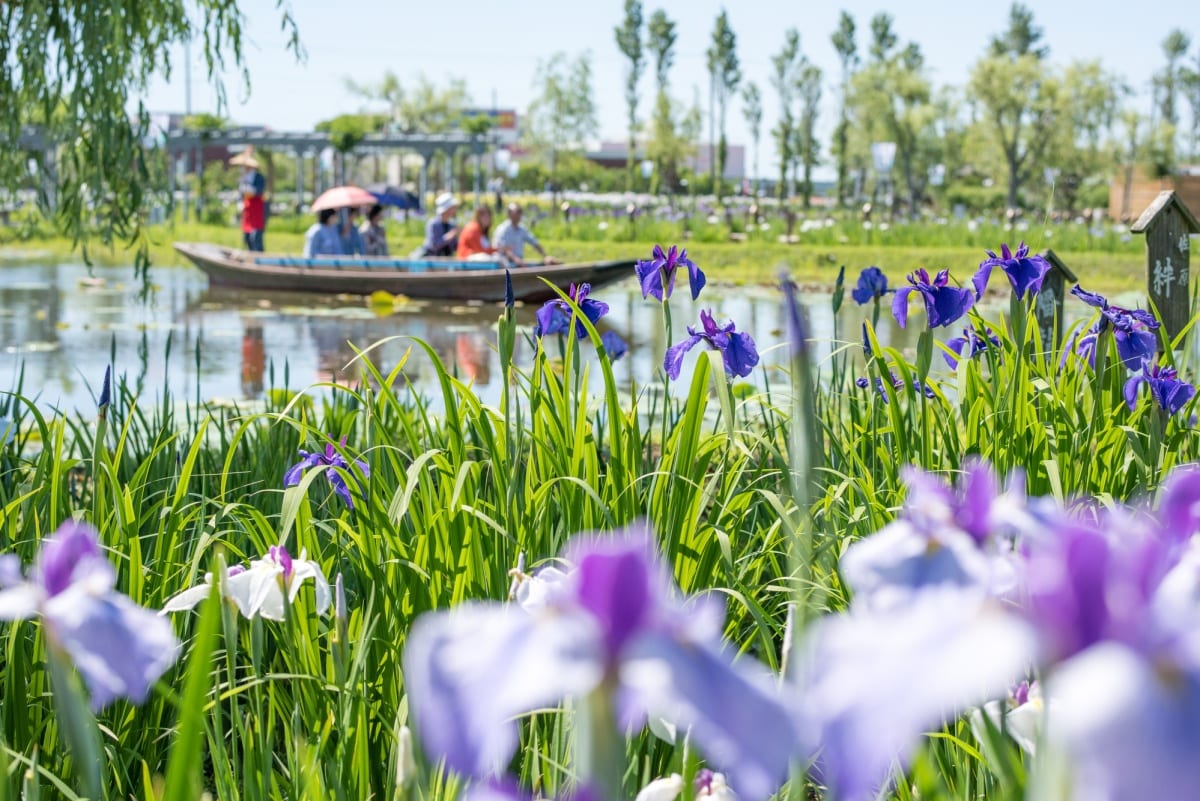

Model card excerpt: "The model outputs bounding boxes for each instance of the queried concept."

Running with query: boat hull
[173,243,635,303]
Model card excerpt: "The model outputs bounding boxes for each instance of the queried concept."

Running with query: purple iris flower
[284,437,370,509]
[635,244,706,302]
[839,463,1027,611]
[797,587,1036,801]
[600,331,628,361]
[1047,642,1200,801]
[0,520,181,710]
[1069,285,1161,370]
[944,327,1002,368]
[1124,361,1196,415]
[534,283,610,339]
[972,242,1052,300]
[850,266,892,305]
[664,310,759,381]
[1156,465,1200,550]
[892,269,975,329]
[402,525,798,801]
[854,373,935,402]
[1018,471,1200,801]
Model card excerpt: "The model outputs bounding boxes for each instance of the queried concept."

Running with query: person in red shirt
[238,155,267,252]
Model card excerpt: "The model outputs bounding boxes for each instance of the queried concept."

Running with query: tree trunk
[709,76,716,197]
[1007,158,1020,210]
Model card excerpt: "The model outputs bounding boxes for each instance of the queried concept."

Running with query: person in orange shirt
[456,206,497,260]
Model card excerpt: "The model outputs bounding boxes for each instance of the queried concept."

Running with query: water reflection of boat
[173,242,635,303]
[186,288,534,399]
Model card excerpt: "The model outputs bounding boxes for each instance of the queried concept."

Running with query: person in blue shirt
[339,207,365,255]
[419,193,460,256]
[303,209,343,257]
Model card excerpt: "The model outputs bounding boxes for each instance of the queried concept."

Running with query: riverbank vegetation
[0,244,1196,800]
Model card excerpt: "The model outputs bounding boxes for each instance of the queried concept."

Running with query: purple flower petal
[1072,285,1108,308]
[402,603,602,776]
[682,250,707,300]
[892,287,913,329]
[1046,642,1200,801]
[623,637,798,801]
[636,259,664,301]
[722,332,760,378]
[570,533,657,662]
[43,589,181,710]
[35,521,110,598]
[927,285,975,329]
[799,590,1036,801]
[600,331,628,361]
[664,335,703,380]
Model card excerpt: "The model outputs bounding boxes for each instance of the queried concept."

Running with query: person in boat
[303,208,343,258]
[419,193,460,257]
[360,204,389,257]
[237,154,267,252]
[457,205,510,261]
[339,207,365,256]
[492,202,558,266]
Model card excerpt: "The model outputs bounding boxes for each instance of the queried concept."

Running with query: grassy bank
[0,218,1149,294]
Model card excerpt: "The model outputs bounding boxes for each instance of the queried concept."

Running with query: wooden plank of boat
[173,242,635,303]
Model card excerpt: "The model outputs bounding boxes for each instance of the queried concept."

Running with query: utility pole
[182,36,193,223]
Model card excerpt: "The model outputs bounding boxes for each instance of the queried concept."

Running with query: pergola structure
[162,128,490,210]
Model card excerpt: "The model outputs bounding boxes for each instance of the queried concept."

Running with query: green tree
[706,9,740,201]
[1153,29,1191,165]
[850,41,937,215]
[989,2,1048,59]
[869,12,898,62]
[1051,60,1125,212]
[771,28,802,199]
[527,52,598,181]
[394,75,472,133]
[831,11,859,206]
[1184,48,1200,158]
[344,70,405,128]
[647,9,680,193]
[740,82,763,187]
[968,5,1059,209]
[794,62,822,207]
[614,0,645,192]
[315,113,389,184]
[0,1,300,274]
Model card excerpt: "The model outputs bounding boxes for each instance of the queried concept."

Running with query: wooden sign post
[1131,190,1200,341]
[1037,249,1077,350]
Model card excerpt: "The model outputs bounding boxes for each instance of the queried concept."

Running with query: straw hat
[435,192,459,215]
[229,148,260,170]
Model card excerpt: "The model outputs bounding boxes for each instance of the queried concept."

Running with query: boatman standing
[236,149,267,252]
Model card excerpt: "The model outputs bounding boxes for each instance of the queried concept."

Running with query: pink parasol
[311,185,377,212]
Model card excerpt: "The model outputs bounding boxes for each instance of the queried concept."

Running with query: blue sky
[139,0,1194,177]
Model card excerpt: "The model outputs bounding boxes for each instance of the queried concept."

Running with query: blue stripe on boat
[254,257,504,271]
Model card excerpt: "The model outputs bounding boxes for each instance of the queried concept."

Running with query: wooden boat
[173,243,636,303]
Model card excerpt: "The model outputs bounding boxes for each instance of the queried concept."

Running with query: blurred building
[584,141,746,180]
[1110,165,1200,222]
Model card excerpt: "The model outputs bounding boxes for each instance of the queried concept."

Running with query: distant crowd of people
[302,205,390,258]
[232,149,556,266]
[415,192,556,265]
[298,191,555,265]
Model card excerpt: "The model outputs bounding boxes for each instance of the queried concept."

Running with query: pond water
[0,260,1098,414]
